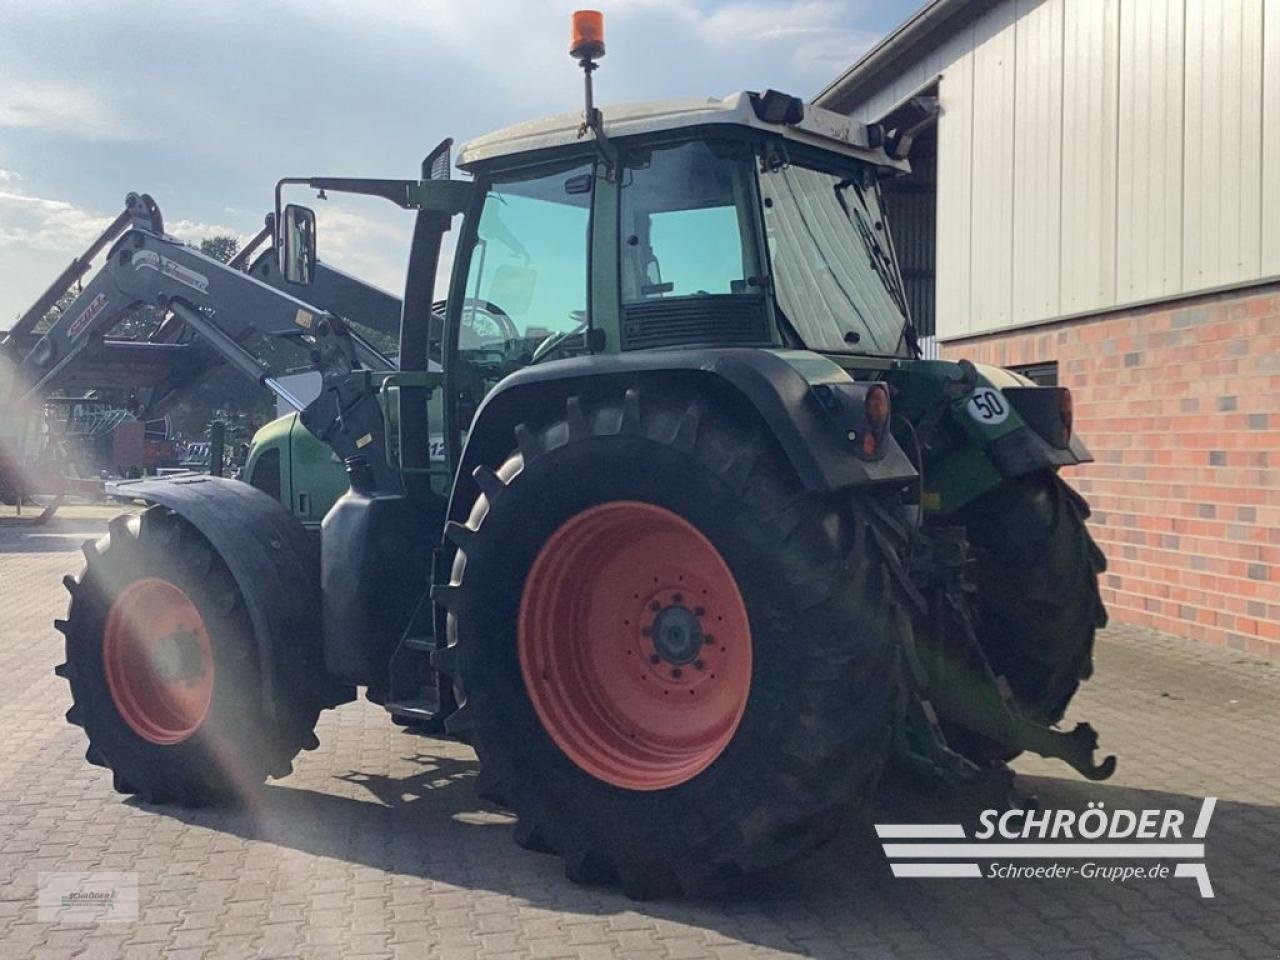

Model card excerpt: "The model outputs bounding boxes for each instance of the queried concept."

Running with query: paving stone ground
[1,505,1278,960]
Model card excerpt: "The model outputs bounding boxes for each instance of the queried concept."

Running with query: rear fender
[107,474,353,715]
[890,359,1093,516]
[447,348,919,526]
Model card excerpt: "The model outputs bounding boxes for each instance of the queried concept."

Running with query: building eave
[812,0,998,113]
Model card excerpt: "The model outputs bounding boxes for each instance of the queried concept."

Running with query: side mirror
[280,204,316,284]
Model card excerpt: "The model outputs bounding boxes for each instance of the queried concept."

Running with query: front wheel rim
[518,501,752,791]
[102,578,215,745]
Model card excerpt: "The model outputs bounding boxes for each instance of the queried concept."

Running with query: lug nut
[641,626,651,636]
[703,634,714,645]
[649,654,661,664]
[670,668,682,678]
[673,593,683,603]
[650,601,661,612]
[694,606,705,616]
[694,659,704,670]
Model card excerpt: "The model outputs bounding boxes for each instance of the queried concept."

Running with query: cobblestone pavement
[2,506,1278,960]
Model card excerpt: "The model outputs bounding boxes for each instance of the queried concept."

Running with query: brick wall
[942,283,1280,660]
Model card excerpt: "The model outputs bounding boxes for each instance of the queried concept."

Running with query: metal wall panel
[1262,0,1280,274]
[1059,0,1120,315]
[935,38,977,338]
[1182,0,1265,289]
[842,0,1278,339]
[1011,0,1065,322]
[969,2,1018,330]
[1117,0,1184,300]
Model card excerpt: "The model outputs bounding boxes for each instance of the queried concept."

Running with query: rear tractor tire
[56,507,323,805]
[437,389,908,896]
[949,471,1107,764]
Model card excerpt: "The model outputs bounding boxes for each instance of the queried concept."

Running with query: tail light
[1059,388,1074,446]
[861,384,890,458]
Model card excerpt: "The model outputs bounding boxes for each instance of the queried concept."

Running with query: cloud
[695,1,881,72]
[0,182,245,255]
[166,219,251,248]
[0,189,115,253]
[310,203,417,297]
[0,81,138,142]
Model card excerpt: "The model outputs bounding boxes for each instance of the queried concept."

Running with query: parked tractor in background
[47,13,1111,898]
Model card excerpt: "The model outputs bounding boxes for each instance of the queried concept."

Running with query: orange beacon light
[571,10,605,62]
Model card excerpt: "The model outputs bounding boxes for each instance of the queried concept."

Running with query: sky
[0,0,922,327]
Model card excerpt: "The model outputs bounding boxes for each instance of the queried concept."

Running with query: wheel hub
[149,629,208,684]
[649,603,703,665]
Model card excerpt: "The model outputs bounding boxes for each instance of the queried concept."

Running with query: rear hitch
[900,524,1117,783]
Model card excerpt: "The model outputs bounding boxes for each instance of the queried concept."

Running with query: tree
[199,235,239,263]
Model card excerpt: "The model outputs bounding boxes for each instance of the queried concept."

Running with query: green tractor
[56,15,1111,897]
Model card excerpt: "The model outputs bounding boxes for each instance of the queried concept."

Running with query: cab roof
[457,91,909,173]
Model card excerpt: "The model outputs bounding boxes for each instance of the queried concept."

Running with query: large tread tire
[949,471,1107,761]
[56,507,323,805]
[438,389,908,896]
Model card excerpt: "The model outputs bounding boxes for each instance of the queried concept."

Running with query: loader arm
[4,203,400,491]
[247,250,405,343]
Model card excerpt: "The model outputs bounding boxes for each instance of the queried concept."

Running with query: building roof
[813,0,994,112]
[457,92,908,171]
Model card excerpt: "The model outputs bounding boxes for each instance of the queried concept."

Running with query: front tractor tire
[57,507,322,804]
[438,390,908,896]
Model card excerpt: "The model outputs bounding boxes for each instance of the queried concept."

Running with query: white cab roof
[457,92,908,171]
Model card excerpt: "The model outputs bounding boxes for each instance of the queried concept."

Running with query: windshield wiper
[833,179,911,319]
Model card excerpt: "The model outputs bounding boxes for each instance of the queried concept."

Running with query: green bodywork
[885,360,1041,516]
[246,351,1061,525]
[243,414,348,526]
[244,372,454,523]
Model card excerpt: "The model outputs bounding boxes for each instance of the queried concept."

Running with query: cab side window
[619,141,759,302]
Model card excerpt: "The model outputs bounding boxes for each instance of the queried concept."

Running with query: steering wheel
[530,311,589,365]
[430,298,520,353]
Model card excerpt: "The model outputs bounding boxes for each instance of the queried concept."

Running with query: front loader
[49,13,1112,898]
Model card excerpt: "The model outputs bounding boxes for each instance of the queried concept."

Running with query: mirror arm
[304,177,418,208]
[273,177,311,247]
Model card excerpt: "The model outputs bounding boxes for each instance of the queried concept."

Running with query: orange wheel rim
[102,578,215,745]
[518,501,752,791]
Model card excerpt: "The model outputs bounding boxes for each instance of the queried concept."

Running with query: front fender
[447,348,918,525]
[107,474,353,715]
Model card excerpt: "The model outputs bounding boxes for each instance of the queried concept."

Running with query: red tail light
[865,384,890,431]
[860,384,890,458]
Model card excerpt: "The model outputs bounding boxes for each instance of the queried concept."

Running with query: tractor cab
[445,90,915,399]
